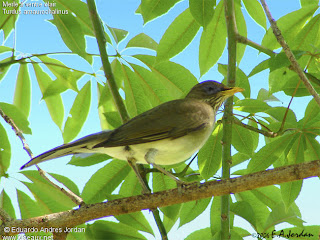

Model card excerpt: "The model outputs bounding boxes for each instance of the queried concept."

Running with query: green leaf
[13,64,31,118]
[257,88,280,102]
[262,5,318,50]
[21,171,76,212]
[122,65,153,117]
[269,51,306,72]
[302,99,320,126]
[86,221,146,240]
[304,133,320,161]
[232,123,254,155]
[0,102,31,134]
[0,1,20,40]
[139,0,181,24]
[115,210,154,235]
[48,172,80,196]
[242,0,267,30]
[107,26,128,44]
[0,123,11,175]
[157,8,200,62]
[63,81,91,143]
[17,190,46,219]
[68,153,110,167]
[230,201,256,229]
[134,55,198,99]
[32,63,64,130]
[120,170,144,197]
[0,190,16,219]
[49,13,87,61]
[248,59,270,77]
[38,55,82,94]
[269,67,297,94]
[235,191,270,231]
[198,125,222,179]
[291,14,320,52]
[235,0,247,64]
[265,107,297,126]
[281,181,302,210]
[264,202,304,230]
[247,134,294,173]
[81,160,131,203]
[47,0,94,37]
[0,57,14,82]
[126,33,158,50]
[234,99,271,114]
[179,198,211,227]
[199,0,226,76]
[189,0,215,29]
[185,228,212,240]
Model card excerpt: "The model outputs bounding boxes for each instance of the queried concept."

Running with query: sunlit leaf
[232,123,254,155]
[0,102,31,134]
[157,8,200,62]
[179,198,211,227]
[242,0,267,30]
[262,5,318,50]
[198,124,222,179]
[199,0,226,76]
[281,181,303,210]
[234,99,271,114]
[49,13,88,61]
[0,190,16,219]
[126,33,158,50]
[63,81,91,143]
[247,133,294,173]
[139,0,181,24]
[32,63,64,130]
[13,64,31,118]
[81,161,131,203]
[86,221,146,240]
[21,171,76,212]
[189,0,215,29]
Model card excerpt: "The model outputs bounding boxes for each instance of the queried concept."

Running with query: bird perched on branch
[21,81,243,193]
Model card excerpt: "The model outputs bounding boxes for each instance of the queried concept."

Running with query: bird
[20,81,244,193]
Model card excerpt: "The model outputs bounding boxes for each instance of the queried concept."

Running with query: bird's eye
[204,86,219,95]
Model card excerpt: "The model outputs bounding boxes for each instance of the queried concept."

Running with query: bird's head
[185,80,244,111]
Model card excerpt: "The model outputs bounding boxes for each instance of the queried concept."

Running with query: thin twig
[37,168,84,206]
[260,0,320,107]
[0,108,33,158]
[237,34,275,56]
[233,117,278,137]
[0,107,83,206]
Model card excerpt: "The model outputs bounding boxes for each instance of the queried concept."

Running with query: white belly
[89,122,214,165]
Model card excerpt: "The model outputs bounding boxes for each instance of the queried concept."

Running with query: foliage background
[1,0,320,239]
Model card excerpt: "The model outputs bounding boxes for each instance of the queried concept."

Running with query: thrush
[21,81,243,193]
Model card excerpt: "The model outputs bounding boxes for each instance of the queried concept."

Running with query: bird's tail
[20,130,112,170]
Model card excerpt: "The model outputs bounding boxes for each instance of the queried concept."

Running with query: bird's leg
[145,148,186,185]
[127,157,151,194]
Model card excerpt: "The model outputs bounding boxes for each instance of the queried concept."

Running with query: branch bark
[2,160,319,236]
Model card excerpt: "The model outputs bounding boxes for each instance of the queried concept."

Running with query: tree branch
[2,160,319,236]
[236,34,275,56]
[87,0,130,123]
[222,0,238,238]
[0,107,83,206]
[260,0,320,107]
